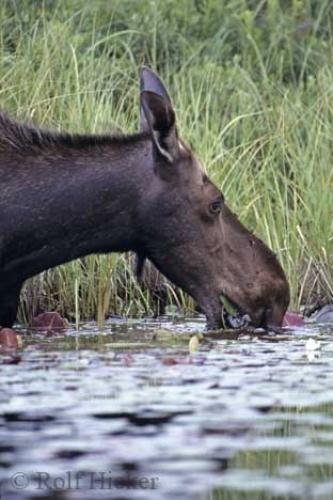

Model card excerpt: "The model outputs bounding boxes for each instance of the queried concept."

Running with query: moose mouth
[220,294,251,329]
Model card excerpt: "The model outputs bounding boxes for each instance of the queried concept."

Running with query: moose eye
[209,198,223,215]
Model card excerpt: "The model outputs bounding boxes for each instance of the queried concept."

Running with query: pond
[1,317,333,499]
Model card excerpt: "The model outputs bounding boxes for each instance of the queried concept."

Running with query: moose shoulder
[0,68,289,330]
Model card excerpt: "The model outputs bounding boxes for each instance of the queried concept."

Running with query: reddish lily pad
[283,311,304,327]
[0,328,19,348]
[31,312,66,335]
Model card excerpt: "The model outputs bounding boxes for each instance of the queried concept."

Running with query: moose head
[135,68,289,329]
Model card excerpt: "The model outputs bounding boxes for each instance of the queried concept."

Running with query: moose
[0,68,289,331]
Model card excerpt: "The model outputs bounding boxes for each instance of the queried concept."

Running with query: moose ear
[140,67,171,101]
[140,66,172,133]
[140,90,179,163]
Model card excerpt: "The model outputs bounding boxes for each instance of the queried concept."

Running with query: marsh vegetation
[0,0,332,323]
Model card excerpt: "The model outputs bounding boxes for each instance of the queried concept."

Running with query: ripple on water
[1,317,333,499]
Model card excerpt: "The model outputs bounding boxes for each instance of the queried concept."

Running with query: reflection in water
[1,317,333,499]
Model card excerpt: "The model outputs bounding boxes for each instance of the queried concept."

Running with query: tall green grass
[0,0,332,323]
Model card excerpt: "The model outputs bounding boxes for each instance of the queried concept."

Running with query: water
[1,317,333,499]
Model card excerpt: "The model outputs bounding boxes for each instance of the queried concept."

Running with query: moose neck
[1,133,152,284]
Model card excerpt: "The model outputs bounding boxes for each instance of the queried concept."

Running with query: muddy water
[1,317,333,499]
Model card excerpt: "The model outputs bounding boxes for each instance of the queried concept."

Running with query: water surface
[1,317,333,499]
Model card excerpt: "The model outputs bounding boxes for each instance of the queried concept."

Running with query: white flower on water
[305,338,320,351]
[305,338,321,362]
